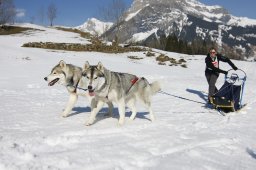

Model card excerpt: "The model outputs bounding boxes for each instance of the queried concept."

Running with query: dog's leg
[117,99,126,125]
[146,102,155,122]
[106,102,113,117]
[140,88,156,122]
[90,98,97,110]
[127,99,137,121]
[86,100,104,126]
[62,93,78,117]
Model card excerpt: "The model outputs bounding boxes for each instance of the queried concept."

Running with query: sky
[13,0,256,27]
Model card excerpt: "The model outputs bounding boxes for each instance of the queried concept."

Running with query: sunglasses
[210,51,216,54]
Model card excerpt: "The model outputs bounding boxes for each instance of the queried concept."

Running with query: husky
[44,60,113,118]
[80,61,161,126]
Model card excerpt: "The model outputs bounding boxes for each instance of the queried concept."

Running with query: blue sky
[14,0,256,27]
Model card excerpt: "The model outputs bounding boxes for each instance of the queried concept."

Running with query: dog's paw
[61,113,68,118]
[128,118,134,123]
[118,120,125,126]
[129,116,136,121]
[85,119,94,126]
[85,121,92,126]
[150,116,156,122]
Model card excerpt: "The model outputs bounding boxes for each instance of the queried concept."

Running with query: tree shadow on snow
[186,88,208,103]
[246,148,256,159]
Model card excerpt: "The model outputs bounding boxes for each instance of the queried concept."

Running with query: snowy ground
[0,24,256,170]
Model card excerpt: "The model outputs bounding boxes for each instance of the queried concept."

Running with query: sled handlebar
[225,69,247,84]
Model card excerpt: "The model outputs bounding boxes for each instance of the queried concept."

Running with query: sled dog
[44,60,113,118]
[80,61,161,125]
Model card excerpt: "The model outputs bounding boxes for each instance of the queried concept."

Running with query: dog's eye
[94,77,98,80]
[53,72,56,74]
[86,76,90,79]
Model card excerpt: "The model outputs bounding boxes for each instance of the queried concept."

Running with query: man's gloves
[223,70,228,75]
[233,66,238,71]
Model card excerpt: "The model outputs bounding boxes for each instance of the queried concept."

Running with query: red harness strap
[131,77,139,85]
[126,76,139,94]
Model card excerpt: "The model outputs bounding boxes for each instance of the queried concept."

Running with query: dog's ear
[83,61,90,70]
[59,60,66,68]
[97,62,104,72]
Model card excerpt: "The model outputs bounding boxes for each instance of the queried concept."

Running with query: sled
[210,69,247,113]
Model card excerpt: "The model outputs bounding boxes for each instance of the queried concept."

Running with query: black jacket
[205,53,237,76]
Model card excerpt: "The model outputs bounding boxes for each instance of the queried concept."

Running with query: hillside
[0,24,256,170]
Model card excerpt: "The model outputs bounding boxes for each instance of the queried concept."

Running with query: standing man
[205,47,238,103]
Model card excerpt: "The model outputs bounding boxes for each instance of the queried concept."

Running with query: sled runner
[210,69,247,113]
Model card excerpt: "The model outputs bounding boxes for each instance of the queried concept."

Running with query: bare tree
[0,0,16,25]
[99,0,127,43]
[38,6,45,26]
[47,2,57,26]
[30,16,35,24]
[98,5,112,40]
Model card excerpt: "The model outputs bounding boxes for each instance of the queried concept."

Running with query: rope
[158,90,206,104]
[76,87,88,91]
[67,85,88,91]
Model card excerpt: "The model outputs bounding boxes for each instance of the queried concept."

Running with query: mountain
[103,0,256,58]
[76,18,113,36]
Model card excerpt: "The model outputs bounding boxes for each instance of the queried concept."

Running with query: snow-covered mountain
[103,0,256,57]
[76,18,113,36]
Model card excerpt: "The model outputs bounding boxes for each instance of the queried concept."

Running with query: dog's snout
[88,85,93,90]
[44,77,47,81]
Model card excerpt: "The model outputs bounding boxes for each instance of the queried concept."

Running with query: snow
[125,9,142,21]
[244,34,256,38]
[7,23,91,45]
[76,18,113,36]
[129,28,158,42]
[1,24,256,170]
[196,26,207,39]
[228,16,256,27]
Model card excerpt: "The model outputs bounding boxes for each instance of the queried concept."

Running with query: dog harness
[105,76,140,99]
[126,76,139,94]
[131,77,139,85]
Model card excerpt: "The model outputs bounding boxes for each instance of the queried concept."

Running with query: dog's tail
[150,81,161,95]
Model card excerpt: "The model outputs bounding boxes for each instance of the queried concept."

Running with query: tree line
[162,34,243,60]
[164,34,213,55]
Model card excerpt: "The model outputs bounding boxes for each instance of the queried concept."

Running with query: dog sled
[210,69,247,113]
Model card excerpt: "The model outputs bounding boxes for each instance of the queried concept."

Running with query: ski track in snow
[0,24,256,170]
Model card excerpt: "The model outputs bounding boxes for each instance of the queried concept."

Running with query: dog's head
[82,61,105,96]
[44,60,68,86]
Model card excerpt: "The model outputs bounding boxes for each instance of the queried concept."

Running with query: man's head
[209,47,217,58]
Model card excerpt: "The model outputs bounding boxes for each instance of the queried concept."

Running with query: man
[205,47,238,103]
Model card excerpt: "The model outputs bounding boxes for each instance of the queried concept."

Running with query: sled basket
[210,69,246,112]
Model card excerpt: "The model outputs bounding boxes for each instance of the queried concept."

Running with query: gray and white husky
[80,61,161,126]
[44,60,113,118]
